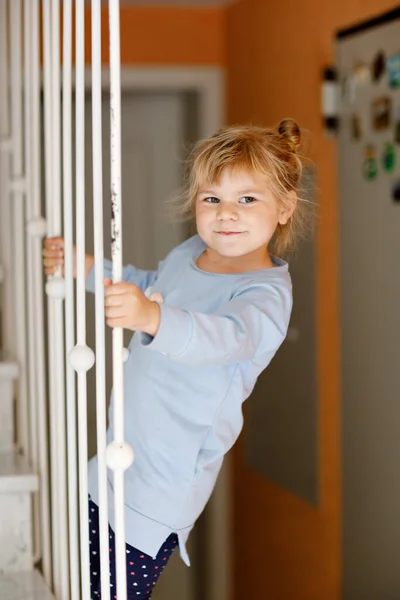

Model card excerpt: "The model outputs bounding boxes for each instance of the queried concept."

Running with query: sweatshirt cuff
[139,304,192,358]
[85,259,113,293]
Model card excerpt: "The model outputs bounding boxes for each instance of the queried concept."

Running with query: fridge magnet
[341,75,356,104]
[341,76,350,101]
[372,96,391,130]
[387,53,400,88]
[382,142,396,172]
[350,113,362,141]
[363,145,378,180]
[354,62,371,85]
[395,108,400,144]
[372,51,386,82]
[391,180,400,203]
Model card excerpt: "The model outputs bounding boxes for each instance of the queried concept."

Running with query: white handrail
[62,1,80,599]
[0,0,14,357]
[30,0,52,585]
[10,0,29,459]
[107,3,134,600]
[68,3,95,600]
[92,2,111,599]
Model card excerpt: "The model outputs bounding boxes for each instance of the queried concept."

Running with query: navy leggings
[89,498,178,599]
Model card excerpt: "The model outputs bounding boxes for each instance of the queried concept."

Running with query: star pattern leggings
[89,498,178,599]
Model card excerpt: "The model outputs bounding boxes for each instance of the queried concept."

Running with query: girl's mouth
[216,231,242,236]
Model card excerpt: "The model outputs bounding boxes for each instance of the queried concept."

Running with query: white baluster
[0,0,14,357]
[62,1,80,599]
[0,0,8,137]
[107,3,134,600]
[23,0,43,570]
[46,0,70,593]
[92,2,111,599]
[68,2,95,600]
[29,0,52,585]
[10,0,29,459]
[42,0,61,593]
[47,3,70,596]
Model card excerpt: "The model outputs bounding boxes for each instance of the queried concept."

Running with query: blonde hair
[177,119,313,256]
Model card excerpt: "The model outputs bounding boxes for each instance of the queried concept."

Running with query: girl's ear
[278,190,297,225]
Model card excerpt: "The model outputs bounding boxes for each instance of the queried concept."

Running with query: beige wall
[226,1,399,598]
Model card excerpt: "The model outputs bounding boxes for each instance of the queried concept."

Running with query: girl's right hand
[42,237,67,276]
[42,237,94,279]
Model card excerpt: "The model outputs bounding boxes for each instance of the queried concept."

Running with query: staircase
[0,357,54,598]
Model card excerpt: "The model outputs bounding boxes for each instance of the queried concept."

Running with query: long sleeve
[86,258,160,294]
[140,282,292,366]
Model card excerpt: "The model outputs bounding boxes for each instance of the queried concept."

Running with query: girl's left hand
[104,278,161,337]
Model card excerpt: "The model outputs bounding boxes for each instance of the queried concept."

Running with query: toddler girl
[43,119,311,599]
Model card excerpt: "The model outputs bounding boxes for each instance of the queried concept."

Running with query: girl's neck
[197,246,274,274]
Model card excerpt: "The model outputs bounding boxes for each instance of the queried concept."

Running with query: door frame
[84,66,224,138]
[82,65,230,600]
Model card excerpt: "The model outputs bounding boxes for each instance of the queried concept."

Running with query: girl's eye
[205,197,219,203]
[239,196,256,204]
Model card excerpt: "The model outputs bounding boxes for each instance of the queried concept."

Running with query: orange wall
[77,4,226,66]
[227,1,398,599]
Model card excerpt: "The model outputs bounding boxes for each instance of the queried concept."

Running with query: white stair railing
[62,1,80,599]
[92,2,111,599]
[28,0,52,586]
[49,0,71,588]
[68,0,95,597]
[0,2,131,599]
[42,1,68,596]
[10,0,29,459]
[106,2,134,600]
[0,0,52,587]
[0,0,14,357]
[23,0,51,578]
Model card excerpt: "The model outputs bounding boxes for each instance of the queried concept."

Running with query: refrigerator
[336,7,400,599]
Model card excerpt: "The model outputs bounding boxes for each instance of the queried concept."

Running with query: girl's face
[195,167,295,264]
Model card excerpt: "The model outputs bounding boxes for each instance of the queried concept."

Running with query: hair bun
[278,118,301,153]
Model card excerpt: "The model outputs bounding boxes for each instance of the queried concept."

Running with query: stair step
[0,452,38,571]
[0,452,38,493]
[0,356,19,379]
[0,569,54,600]
[0,358,19,453]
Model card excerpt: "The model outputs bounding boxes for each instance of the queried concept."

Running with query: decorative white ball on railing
[45,276,66,299]
[122,347,130,363]
[106,441,134,471]
[68,344,95,372]
[27,216,47,238]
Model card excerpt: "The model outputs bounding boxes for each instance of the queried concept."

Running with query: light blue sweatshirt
[86,234,292,565]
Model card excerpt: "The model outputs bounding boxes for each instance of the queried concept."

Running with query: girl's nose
[217,204,238,221]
